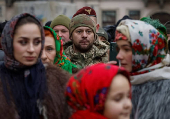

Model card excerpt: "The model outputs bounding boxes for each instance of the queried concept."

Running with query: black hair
[45,21,52,27]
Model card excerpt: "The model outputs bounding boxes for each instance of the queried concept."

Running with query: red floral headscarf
[115,30,128,41]
[115,19,167,75]
[65,63,131,119]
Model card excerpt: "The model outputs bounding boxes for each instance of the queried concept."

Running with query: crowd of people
[0,6,170,119]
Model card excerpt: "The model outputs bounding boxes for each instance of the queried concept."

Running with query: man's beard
[74,40,94,53]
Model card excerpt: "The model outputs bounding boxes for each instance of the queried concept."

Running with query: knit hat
[69,14,97,39]
[97,27,108,41]
[73,6,96,18]
[164,21,170,34]
[50,15,71,29]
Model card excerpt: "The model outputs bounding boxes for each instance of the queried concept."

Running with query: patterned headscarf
[43,26,77,74]
[65,63,131,119]
[2,13,45,70]
[140,17,167,40]
[0,13,47,119]
[115,19,168,75]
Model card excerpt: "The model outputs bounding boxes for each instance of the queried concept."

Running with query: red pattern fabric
[115,31,128,41]
[65,63,131,119]
[115,20,167,76]
[70,110,107,119]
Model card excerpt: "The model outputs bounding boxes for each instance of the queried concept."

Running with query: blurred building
[71,0,170,27]
[1,0,77,24]
[1,0,170,27]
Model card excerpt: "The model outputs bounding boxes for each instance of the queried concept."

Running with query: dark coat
[104,15,131,43]
[0,63,71,119]
[0,50,4,64]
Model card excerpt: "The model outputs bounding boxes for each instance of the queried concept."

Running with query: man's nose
[82,31,87,38]
[58,31,62,37]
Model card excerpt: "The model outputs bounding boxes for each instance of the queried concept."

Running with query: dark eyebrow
[76,29,83,31]
[34,37,41,40]
[18,37,29,40]
[19,37,41,40]
[120,44,131,47]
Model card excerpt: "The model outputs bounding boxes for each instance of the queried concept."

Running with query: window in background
[129,10,140,20]
[151,12,170,24]
[102,11,116,27]
[0,6,2,17]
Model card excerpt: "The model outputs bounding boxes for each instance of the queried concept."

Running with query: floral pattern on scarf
[116,20,167,75]
[1,13,45,70]
[65,63,131,119]
[115,30,128,41]
[43,26,76,73]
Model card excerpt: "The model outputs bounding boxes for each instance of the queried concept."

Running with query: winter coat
[130,66,170,119]
[0,50,4,64]
[0,63,71,119]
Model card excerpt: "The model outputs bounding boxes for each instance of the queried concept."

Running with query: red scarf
[65,63,131,119]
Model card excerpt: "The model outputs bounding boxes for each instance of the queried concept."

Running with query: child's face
[104,74,132,119]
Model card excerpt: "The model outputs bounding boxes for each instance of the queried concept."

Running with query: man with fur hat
[65,14,108,68]
[50,15,71,43]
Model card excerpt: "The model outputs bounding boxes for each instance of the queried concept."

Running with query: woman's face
[41,36,56,64]
[13,23,42,66]
[104,74,132,119]
[116,40,132,72]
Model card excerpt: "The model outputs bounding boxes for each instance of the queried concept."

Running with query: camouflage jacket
[102,40,110,46]
[64,39,109,69]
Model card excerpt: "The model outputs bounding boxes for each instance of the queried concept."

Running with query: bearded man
[65,14,108,68]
